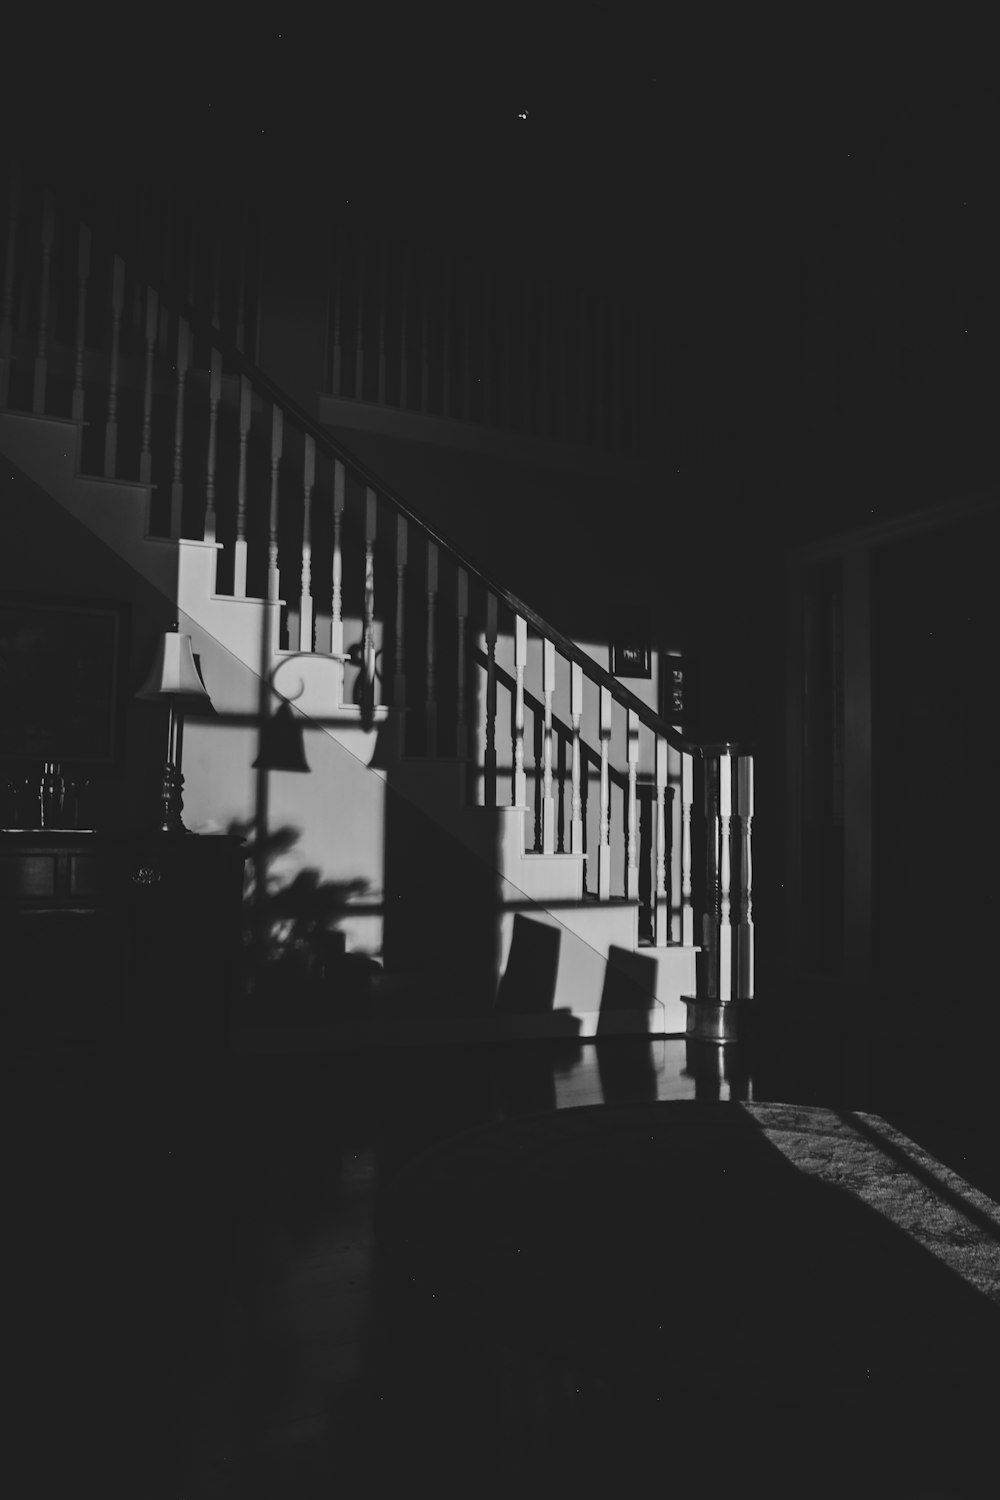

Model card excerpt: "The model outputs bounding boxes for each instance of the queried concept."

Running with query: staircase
[0,162,754,1044]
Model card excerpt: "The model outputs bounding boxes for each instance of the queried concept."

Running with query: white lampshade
[136,626,213,704]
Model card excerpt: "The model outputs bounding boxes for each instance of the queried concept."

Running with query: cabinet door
[1,907,129,1042]
[126,843,243,1056]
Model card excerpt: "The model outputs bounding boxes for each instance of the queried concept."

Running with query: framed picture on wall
[609,604,651,678]
[0,594,130,769]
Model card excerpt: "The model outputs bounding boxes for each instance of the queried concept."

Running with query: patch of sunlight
[740,1102,1000,1303]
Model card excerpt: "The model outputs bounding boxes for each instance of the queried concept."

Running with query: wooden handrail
[24,166,742,761]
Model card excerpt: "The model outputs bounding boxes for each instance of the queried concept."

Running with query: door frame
[783,490,998,984]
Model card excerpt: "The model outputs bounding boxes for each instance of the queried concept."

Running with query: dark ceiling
[4,4,996,389]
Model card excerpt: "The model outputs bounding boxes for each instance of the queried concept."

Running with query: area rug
[374,1100,1000,1412]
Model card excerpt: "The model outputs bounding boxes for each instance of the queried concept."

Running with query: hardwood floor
[9,1006,1000,1498]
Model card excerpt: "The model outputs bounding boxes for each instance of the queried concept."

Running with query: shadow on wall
[379,768,503,1018]
[596,946,660,1035]
[227,818,379,1025]
[493,914,579,1037]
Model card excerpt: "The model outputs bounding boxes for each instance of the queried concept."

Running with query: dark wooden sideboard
[0,832,246,1057]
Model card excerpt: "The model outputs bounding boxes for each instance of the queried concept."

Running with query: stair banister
[3,167,755,1016]
[26,182,737,760]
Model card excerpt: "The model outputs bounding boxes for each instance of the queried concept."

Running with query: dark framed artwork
[0,594,130,769]
[609,605,651,679]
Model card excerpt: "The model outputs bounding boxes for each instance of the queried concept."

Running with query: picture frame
[0,593,130,769]
[609,605,651,679]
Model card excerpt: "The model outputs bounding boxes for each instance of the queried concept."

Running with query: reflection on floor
[10,994,1000,1498]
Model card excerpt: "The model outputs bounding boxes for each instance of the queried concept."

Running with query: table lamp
[136,624,213,832]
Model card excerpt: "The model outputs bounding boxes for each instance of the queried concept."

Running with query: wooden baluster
[522,278,532,432]
[169,315,189,534]
[363,487,377,713]
[254,218,265,360]
[736,754,754,1000]
[204,347,221,542]
[187,197,199,307]
[299,433,315,650]
[394,515,407,752]
[442,253,452,417]
[559,284,569,440]
[32,190,54,414]
[424,540,437,754]
[646,317,656,458]
[612,306,622,450]
[354,233,365,399]
[267,405,283,601]
[577,288,587,444]
[104,255,124,478]
[539,278,548,436]
[330,226,343,395]
[399,246,409,408]
[462,266,472,421]
[377,237,388,405]
[597,686,612,899]
[596,300,607,446]
[132,184,147,337]
[71,223,90,420]
[331,460,345,703]
[654,737,669,945]
[482,269,492,424]
[718,752,733,1002]
[235,195,248,352]
[456,567,469,759]
[569,661,584,854]
[420,245,430,413]
[503,272,512,428]
[541,639,555,853]
[234,375,250,597]
[631,310,641,455]
[626,708,639,899]
[485,593,498,808]
[159,181,173,348]
[702,756,720,1000]
[513,615,527,808]
[138,286,158,480]
[0,161,19,408]
[681,751,694,946]
[211,200,223,329]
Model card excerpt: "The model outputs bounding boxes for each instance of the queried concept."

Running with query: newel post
[684,748,750,1044]
[736,754,754,1000]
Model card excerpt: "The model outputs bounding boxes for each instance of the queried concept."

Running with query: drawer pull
[131,867,161,886]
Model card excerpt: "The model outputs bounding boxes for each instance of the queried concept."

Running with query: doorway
[871,510,999,1001]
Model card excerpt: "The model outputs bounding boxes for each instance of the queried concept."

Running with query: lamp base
[155,763,191,834]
